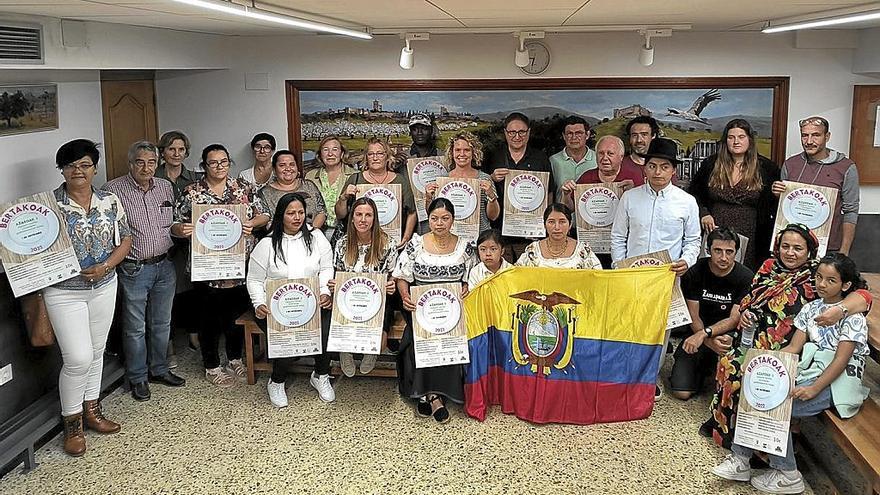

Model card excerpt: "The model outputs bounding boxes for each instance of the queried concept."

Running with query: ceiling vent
[0,23,43,64]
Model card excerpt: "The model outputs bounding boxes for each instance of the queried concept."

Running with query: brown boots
[62,399,121,457]
[83,399,121,434]
[62,413,86,457]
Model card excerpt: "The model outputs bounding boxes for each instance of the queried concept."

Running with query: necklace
[433,233,451,250]
[367,168,390,184]
[544,238,568,258]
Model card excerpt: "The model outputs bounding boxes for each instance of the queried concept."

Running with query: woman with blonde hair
[425,131,500,234]
[689,119,779,269]
[305,135,356,241]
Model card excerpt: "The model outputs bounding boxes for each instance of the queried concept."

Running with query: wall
[154,31,880,212]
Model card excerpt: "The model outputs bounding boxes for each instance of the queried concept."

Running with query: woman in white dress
[516,203,602,269]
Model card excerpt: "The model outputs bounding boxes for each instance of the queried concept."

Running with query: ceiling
[0,0,878,36]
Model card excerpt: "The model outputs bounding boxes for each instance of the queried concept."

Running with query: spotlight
[514,34,530,68]
[399,32,429,70]
[637,29,671,67]
[639,44,654,67]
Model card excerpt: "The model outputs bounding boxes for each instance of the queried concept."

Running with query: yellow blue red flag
[464,265,674,424]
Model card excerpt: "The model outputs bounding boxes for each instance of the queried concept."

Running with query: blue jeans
[118,258,176,383]
[732,378,832,471]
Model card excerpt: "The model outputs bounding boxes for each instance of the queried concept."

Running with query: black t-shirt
[484,145,554,201]
[681,258,754,327]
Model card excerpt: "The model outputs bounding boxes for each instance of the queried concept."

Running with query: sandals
[427,394,450,424]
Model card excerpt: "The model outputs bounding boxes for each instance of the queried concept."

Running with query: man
[773,116,860,254]
[670,227,753,402]
[610,137,701,401]
[549,116,596,200]
[408,113,439,158]
[622,115,660,174]
[103,141,186,401]
[485,112,553,259]
[560,135,645,206]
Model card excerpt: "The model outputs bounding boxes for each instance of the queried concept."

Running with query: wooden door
[850,85,880,185]
[100,79,158,181]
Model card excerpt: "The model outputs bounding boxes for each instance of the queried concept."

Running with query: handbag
[21,291,55,347]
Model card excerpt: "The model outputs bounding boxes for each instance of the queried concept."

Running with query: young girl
[468,229,512,288]
[712,252,870,494]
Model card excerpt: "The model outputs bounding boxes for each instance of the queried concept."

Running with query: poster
[617,250,693,329]
[733,349,799,457]
[574,182,625,254]
[436,177,481,244]
[266,277,322,358]
[0,192,81,297]
[327,272,387,354]
[411,283,469,369]
[191,203,248,282]
[356,183,402,245]
[771,181,838,257]
[502,171,549,238]
[698,232,749,264]
[407,156,448,222]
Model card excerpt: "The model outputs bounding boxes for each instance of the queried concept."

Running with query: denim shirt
[52,184,131,290]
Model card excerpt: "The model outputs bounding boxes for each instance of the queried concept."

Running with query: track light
[171,0,371,39]
[763,9,880,33]
[637,29,671,67]
[514,33,530,68]
[399,32,429,70]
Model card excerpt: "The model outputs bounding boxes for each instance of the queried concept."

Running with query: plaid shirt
[102,174,174,261]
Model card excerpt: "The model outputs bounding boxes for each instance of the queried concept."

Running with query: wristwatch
[835,303,849,318]
[703,326,713,337]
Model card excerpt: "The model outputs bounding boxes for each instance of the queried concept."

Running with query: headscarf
[738,223,819,349]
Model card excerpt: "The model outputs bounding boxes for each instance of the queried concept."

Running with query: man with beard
[622,116,660,176]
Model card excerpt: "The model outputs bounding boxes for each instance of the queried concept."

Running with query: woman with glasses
[689,119,779,269]
[239,132,276,190]
[172,144,270,388]
[305,135,356,243]
[46,139,132,456]
[260,150,327,230]
[334,137,417,250]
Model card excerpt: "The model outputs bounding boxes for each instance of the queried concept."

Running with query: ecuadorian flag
[463,266,674,425]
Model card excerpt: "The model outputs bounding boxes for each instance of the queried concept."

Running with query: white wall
[155,31,880,212]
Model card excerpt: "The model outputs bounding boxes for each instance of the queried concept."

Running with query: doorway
[100,71,158,181]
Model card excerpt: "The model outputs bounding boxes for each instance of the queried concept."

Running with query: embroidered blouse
[392,234,475,286]
[516,240,602,269]
[333,235,398,274]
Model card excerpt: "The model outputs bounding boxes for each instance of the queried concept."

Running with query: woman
[47,139,132,456]
[689,119,779,270]
[394,198,475,423]
[335,138,417,249]
[156,130,202,200]
[247,193,335,407]
[425,131,500,234]
[706,224,871,448]
[516,203,602,269]
[305,135,356,241]
[260,150,327,230]
[239,132,276,190]
[172,144,269,388]
[330,197,398,377]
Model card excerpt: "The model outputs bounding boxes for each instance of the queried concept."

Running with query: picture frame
[0,83,58,137]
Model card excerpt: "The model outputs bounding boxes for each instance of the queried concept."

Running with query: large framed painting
[0,83,58,137]
[286,78,788,187]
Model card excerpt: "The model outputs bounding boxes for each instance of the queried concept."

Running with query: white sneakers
[267,379,288,408]
[310,371,336,402]
[711,454,805,494]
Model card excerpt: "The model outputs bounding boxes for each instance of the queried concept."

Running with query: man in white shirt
[610,137,701,401]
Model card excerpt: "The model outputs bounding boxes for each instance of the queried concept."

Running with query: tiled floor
[0,350,818,494]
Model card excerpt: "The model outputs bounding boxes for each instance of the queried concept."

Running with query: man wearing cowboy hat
[610,137,701,401]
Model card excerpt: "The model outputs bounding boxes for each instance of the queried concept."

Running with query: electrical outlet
[0,364,12,386]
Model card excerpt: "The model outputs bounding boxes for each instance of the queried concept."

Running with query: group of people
[36,109,872,495]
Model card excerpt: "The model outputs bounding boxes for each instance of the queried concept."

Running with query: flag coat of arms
[463,266,674,425]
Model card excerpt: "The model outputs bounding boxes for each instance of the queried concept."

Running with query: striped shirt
[102,174,174,261]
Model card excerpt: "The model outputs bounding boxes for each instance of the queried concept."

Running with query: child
[468,229,512,288]
[711,252,870,494]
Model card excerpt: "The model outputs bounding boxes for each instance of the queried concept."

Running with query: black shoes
[699,418,714,438]
[131,381,151,401]
[149,371,186,387]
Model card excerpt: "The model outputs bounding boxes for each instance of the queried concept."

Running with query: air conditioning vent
[0,23,43,64]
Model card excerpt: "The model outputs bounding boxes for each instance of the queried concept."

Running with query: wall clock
[520,40,550,75]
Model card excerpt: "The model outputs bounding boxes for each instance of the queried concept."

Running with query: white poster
[734,349,799,457]
[327,272,387,354]
[190,203,247,282]
[411,283,470,368]
[266,278,322,358]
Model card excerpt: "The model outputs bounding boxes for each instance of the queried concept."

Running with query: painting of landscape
[0,84,57,137]
[292,79,785,187]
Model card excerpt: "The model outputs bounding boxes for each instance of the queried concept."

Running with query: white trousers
[44,278,118,416]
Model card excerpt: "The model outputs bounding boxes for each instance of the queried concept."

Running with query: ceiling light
[637,29,671,67]
[762,10,880,33]
[399,32,429,70]
[171,0,372,39]
[514,31,544,68]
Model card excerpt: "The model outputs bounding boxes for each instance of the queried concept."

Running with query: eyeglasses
[505,129,529,137]
[253,145,274,152]
[62,161,95,172]
[205,159,231,169]
[564,131,586,138]
[798,117,828,130]
[366,152,386,158]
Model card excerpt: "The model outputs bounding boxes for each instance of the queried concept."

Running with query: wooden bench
[815,273,880,494]
[235,310,406,385]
